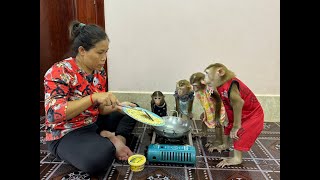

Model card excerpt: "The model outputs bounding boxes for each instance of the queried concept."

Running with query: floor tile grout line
[192,119,215,179]
[103,160,116,180]
[208,168,280,173]
[258,137,280,140]
[128,168,134,180]
[43,162,62,180]
[248,150,270,180]
[128,123,148,180]
[256,139,280,166]
[184,166,188,180]
[108,163,278,173]
[192,119,200,134]
[196,137,213,180]
[138,123,148,145]
[202,156,280,161]
[40,152,51,163]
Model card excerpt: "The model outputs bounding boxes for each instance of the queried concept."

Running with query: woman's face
[83,39,109,71]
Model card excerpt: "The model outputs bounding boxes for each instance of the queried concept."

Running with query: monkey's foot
[216,157,242,168]
[213,140,223,145]
[205,141,213,148]
[207,144,230,153]
[193,132,207,137]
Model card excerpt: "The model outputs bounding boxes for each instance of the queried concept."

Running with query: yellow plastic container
[128,154,146,172]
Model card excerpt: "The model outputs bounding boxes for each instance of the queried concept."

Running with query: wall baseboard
[111,91,280,122]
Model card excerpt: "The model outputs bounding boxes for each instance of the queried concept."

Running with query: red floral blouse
[44,57,106,141]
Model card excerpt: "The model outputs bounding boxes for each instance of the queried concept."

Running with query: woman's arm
[65,95,94,120]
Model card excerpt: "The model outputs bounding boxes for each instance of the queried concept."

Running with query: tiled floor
[40,116,280,180]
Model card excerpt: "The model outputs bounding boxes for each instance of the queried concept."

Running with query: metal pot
[153,110,192,139]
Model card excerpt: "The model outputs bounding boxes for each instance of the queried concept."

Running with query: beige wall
[104,0,280,95]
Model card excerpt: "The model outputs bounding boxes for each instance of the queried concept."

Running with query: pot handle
[170,110,179,117]
[162,129,177,135]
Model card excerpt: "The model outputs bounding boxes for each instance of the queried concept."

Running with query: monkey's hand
[188,112,193,119]
[202,115,207,122]
[215,118,221,128]
[230,126,241,140]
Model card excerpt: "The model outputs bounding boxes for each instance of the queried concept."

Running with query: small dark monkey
[151,91,167,117]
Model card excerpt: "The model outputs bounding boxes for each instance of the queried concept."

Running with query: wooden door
[40,0,75,116]
[74,0,105,29]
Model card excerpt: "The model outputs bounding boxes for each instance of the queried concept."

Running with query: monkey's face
[153,96,164,106]
[205,68,220,88]
[192,82,205,92]
[177,86,189,96]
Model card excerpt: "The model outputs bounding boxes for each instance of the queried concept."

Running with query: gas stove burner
[157,136,186,145]
[151,130,193,146]
[147,130,196,165]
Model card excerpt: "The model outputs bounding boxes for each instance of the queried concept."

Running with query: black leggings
[46,111,137,175]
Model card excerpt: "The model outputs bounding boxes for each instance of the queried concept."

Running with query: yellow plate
[122,107,165,126]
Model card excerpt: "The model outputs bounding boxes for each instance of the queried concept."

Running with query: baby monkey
[190,72,229,152]
[173,80,194,120]
[151,91,167,117]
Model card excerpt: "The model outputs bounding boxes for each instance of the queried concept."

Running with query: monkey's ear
[217,68,225,76]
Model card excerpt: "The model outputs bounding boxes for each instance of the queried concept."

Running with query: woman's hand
[116,102,137,113]
[92,92,120,108]
[119,101,137,108]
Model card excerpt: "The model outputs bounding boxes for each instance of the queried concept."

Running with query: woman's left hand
[119,101,137,107]
[116,102,137,113]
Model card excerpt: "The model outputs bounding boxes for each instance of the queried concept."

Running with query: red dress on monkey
[217,77,264,151]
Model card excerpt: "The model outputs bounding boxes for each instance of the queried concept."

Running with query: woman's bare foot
[100,130,115,138]
[109,136,133,161]
[116,135,126,145]
[216,157,242,168]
